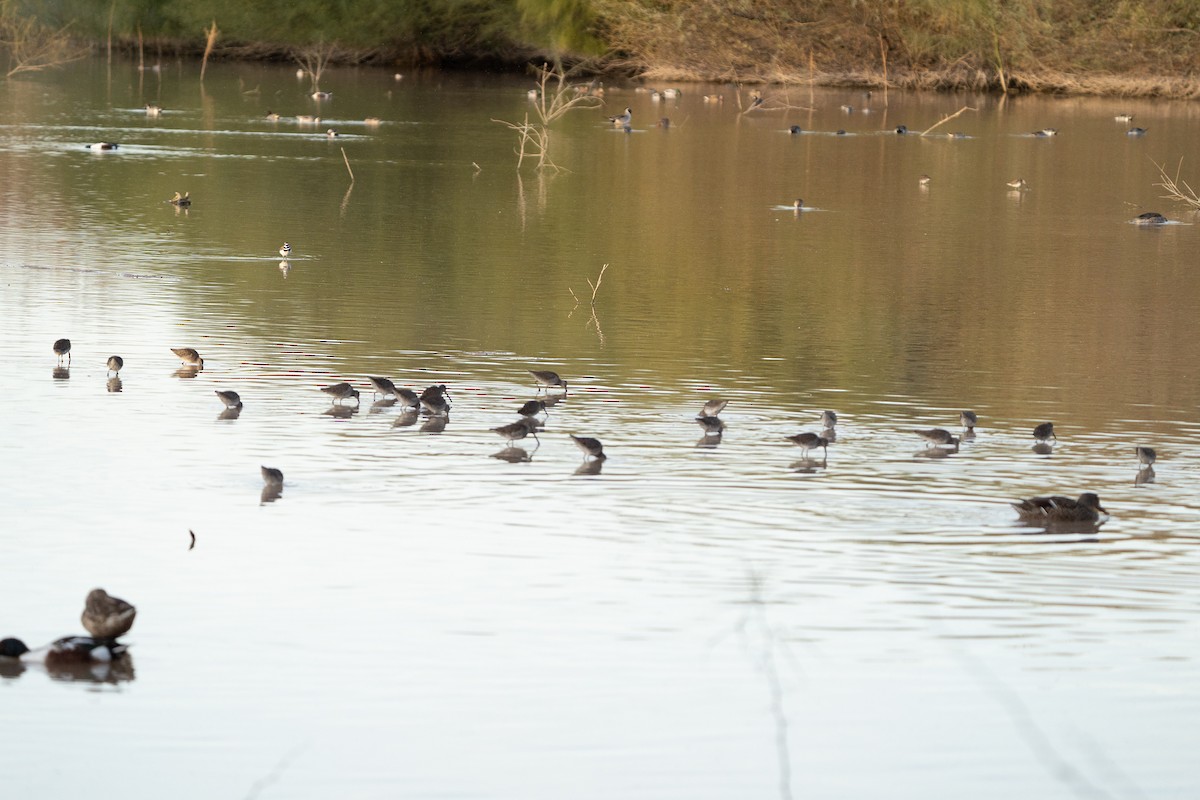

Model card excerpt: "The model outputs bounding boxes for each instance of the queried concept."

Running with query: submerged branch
[1153,158,1200,210]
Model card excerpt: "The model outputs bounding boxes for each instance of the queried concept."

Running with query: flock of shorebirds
[1,588,136,671]
[49,334,1142,532]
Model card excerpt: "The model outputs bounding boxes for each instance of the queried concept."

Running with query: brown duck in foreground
[1011,493,1108,524]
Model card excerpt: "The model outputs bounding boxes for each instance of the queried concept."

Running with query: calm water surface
[2,59,1199,799]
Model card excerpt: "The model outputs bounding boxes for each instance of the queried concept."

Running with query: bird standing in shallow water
[786,432,830,458]
[53,338,71,365]
[171,347,204,369]
[1033,422,1056,442]
[518,400,548,419]
[81,588,136,641]
[960,410,977,430]
[1011,493,1107,524]
[321,382,361,405]
[279,242,292,259]
[821,410,838,429]
[607,107,632,127]
[570,434,605,460]
[261,466,284,486]
[367,377,398,399]
[529,370,568,394]
[700,399,728,417]
[492,417,540,445]
[914,428,958,448]
[214,390,243,409]
[1136,446,1156,466]
[106,355,124,376]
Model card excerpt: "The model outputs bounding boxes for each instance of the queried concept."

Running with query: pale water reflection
[1,58,1199,799]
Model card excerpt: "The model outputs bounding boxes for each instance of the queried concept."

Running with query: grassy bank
[7,0,1200,96]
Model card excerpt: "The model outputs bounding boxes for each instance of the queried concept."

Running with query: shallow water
[2,59,1199,798]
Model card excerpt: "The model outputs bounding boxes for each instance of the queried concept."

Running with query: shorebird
[1012,493,1107,524]
[914,428,958,447]
[1033,422,1056,442]
[786,432,830,458]
[492,417,540,445]
[394,388,420,409]
[81,589,136,641]
[171,347,204,369]
[214,390,243,409]
[106,355,123,376]
[419,384,451,415]
[321,382,361,405]
[960,411,977,430]
[261,466,284,486]
[518,400,548,419]
[569,434,605,460]
[529,370,568,393]
[696,416,724,436]
[367,377,399,399]
[279,242,292,259]
[700,399,728,417]
[53,338,71,365]
[1136,446,1157,466]
[607,107,632,127]
[820,410,838,429]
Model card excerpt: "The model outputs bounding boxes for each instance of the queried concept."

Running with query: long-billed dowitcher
[492,417,540,445]
[700,399,728,417]
[321,382,361,405]
[1011,492,1107,523]
[1136,446,1157,466]
[215,390,243,409]
[53,338,71,365]
[171,347,204,369]
[261,466,284,486]
[419,384,451,415]
[820,410,838,428]
[786,432,829,458]
[395,388,420,409]
[518,400,548,418]
[367,377,398,399]
[570,434,605,460]
[81,589,136,641]
[696,416,725,436]
[529,370,568,393]
[913,428,958,447]
[1033,422,1056,442]
[960,411,977,430]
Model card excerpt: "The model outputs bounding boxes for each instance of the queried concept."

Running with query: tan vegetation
[1154,160,1200,211]
[0,0,88,78]
[594,0,1200,97]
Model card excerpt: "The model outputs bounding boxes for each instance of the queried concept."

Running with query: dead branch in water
[340,147,354,183]
[492,62,602,172]
[200,20,218,82]
[1153,158,1200,210]
[0,6,88,78]
[920,106,977,136]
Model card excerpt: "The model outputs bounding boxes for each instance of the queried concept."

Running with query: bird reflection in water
[574,458,605,476]
[1031,442,1054,455]
[323,405,358,419]
[789,457,826,473]
[279,259,291,278]
[0,652,136,685]
[106,377,123,393]
[491,446,533,463]
[391,410,419,429]
[217,406,242,421]
[52,366,70,380]
[420,414,448,433]
[1135,467,1155,486]
[174,366,201,379]
[370,397,397,414]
